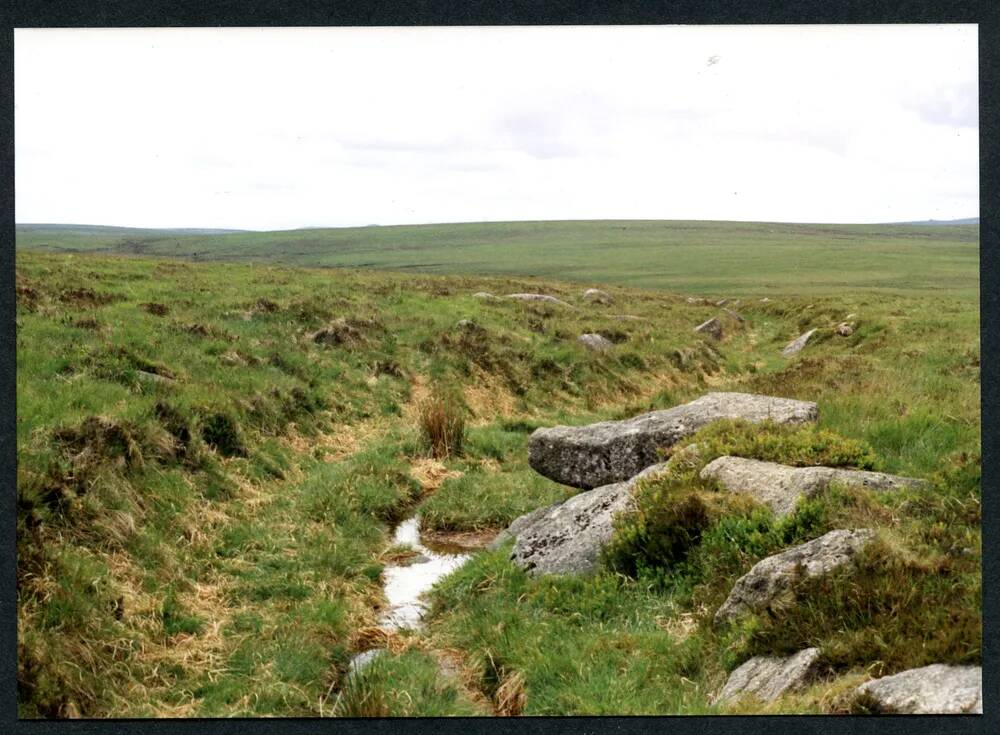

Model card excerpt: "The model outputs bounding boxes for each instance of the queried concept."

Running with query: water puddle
[378,515,471,630]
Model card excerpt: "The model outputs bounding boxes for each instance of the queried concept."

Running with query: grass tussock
[418,388,467,459]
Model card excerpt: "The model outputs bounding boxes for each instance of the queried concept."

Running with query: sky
[15,25,978,230]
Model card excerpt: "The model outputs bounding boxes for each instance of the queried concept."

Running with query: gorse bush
[419,388,467,459]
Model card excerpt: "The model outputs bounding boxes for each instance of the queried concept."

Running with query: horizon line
[16,215,982,233]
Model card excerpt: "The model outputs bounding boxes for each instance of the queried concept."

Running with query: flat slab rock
[715,529,875,624]
[715,648,821,706]
[694,317,723,340]
[701,457,928,517]
[856,664,982,714]
[529,392,818,490]
[782,328,817,357]
[500,463,670,576]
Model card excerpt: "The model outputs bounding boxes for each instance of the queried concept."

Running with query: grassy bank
[16,248,979,716]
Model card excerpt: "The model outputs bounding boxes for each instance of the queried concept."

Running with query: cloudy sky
[15,25,978,230]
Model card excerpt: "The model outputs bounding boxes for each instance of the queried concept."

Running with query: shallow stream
[377,515,471,630]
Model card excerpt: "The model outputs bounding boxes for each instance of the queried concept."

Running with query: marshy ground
[15,237,980,716]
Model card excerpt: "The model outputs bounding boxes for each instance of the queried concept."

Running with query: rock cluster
[528,392,817,489]
[490,378,968,714]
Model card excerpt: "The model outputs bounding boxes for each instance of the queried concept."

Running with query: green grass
[17,219,979,299]
[333,649,489,716]
[15,240,979,717]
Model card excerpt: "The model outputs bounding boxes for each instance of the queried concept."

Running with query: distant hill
[17,223,249,236]
[15,219,980,299]
[891,217,979,226]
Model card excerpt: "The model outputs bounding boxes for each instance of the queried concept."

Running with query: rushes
[418,389,467,459]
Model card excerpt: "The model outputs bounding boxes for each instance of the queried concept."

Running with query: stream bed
[377,515,472,630]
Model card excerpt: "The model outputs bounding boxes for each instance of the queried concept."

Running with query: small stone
[782,328,817,357]
[219,351,246,366]
[504,293,572,307]
[836,323,854,337]
[716,298,729,306]
[760,297,771,303]
[136,370,174,385]
[347,649,386,679]
[855,664,982,714]
[715,648,821,705]
[722,308,746,323]
[473,292,496,300]
[578,333,613,351]
[582,288,613,305]
[694,317,723,340]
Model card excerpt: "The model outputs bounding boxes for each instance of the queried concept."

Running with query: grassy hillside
[16,250,980,717]
[16,219,980,299]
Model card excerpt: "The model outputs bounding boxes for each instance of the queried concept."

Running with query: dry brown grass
[402,375,432,424]
[494,669,526,716]
[654,606,706,642]
[430,647,495,714]
[280,417,381,463]
[409,458,463,494]
[349,627,413,656]
[463,366,518,425]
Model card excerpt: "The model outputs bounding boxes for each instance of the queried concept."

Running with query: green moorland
[17,219,979,298]
[15,235,980,716]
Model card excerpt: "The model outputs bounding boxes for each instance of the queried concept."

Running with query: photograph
[14,24,981,717]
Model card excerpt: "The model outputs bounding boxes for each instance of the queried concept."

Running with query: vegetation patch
[14,248,979,716]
